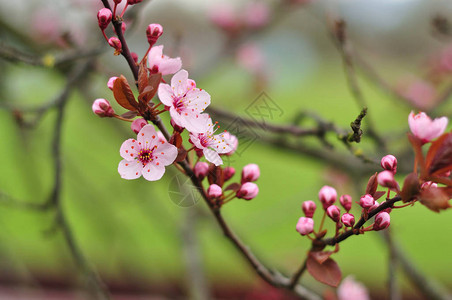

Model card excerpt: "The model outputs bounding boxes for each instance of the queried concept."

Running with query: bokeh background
[1,0,452,299]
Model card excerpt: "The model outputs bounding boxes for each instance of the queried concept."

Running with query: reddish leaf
[419,186,451,212]
[138,57,148,94]
[113,75,138,111]
[407,133,426,177]
[400,172,420,203]
[373,191,386,201]
[365,172,378,196]
[310,251,334,264]
[224,182,241,192]
[169,132,183,148]
[174,148,187,163]
[307,253,342,287]
[425,132,452,177]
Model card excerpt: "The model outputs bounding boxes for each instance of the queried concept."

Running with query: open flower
[158,69,211,133]
[118,124,177,181]
[189,118,233,166]
[408,111,448,144]
[148,45,182,75]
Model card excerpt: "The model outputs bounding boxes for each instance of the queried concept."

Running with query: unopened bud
[131,118,147,134]
[241,163,260,183]
[236,182,259,200]
[359,194,375,209]
[326,205,341,222]
[223,166,235,181]
[374,212,390,231]
[341,213,355,227]
[208,184,222,198]
[107,76,118,90]
[381,154,397,173]
[296,217,314,235]
[377,170,400,191]
[369,200,379,212]
[108,37,122,55]
[194,162,209,179]
[318,185,337,209]
[146,23,163,47]
[302,200,316,218]
[97,8,112,30]
[339,194,352,212]
[92,98,115,117]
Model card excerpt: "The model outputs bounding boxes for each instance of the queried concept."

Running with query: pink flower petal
[213,132,234,154]
[185,89,211,111]
[148,45,163,64]
[118,159,142,180]
[157,83,174,106]
[120,138,140,160]
[142,163,166,181]
[154,143,178,166]
[203,148,223,166]
[137,124,159,147]
[171,69,189,98]
[182,113,211,133]
[159,57,182,76]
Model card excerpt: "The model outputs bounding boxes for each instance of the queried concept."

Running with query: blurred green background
[1,0,452,298]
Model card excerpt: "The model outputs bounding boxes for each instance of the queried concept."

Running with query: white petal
[118,159,142,180]
[148,45,163,66]
[154,143,178,166]
[171,69,189,98]
[182,113,211,134]
[137,124,159,148]
[211,132,234,154]
[142,163,166,181]
[157,83,174,106]
[159,57,182,76]
[120,139,140,160]
[185,89,211,112]
[203,148,223,166]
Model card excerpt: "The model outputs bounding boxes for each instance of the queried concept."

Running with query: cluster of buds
[196,163,260,208]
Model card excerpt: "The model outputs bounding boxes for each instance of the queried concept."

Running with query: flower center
[173,97,186,113]
[138,147,155,166]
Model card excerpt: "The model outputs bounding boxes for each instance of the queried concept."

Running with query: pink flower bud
[374,212,390,231]
[131,52,138,63]
[107,76,118,90]
[194,162,209,179]
[241,163,260,183]
[97,8,112,30]
[208,184,222,198]
[108,37,122,55]
[223,166,235,181]
[223,132,238,156]
[339,194,352,212]
[146,23,163,46]
[408,111,448,144]
[377,171,400,191]
[318,185,337,209]
[359,194,375,209]
[381,154,397,173]
[131,118,147,134]
[296,217,314,235]
[302,200,316,218]
[92,98,115,117]
[326,205,341,222]
[341,213,355,227]
[236,182,259,200]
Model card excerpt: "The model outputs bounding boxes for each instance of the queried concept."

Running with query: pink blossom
[241,163,260,183]
[236,43,265,73]
[318,185,337,209]
[326,205,341,222]
[408,111,448,144]
[208,184,222,198]
[302,200,316,218]
[148,45,182,75]
[158,69,211,133]
[296,217,314,235]
[107,76,118,90]
[92,98,115,117]
[118,124,177,181]
[237,182,259,200]
[244,2,270,29]
[341,213,355,227]
[339,194,352,212]
[337,276,370,300]
[131,118,148,134]
[189,118,233,166]
[223,132,238,155]
[380,154,397,173]
[194,162,209,179]
[359,194,375,209]
[374,212,390,231]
